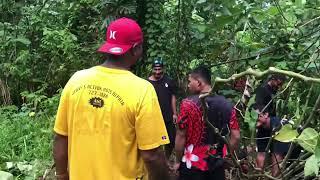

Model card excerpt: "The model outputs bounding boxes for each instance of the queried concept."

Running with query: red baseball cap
[98,17,143,55]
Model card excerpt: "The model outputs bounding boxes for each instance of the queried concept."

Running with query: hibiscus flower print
[182,144,199,169]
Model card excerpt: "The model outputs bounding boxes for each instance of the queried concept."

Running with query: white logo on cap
[110,30,117,40]
[109,47,123,53]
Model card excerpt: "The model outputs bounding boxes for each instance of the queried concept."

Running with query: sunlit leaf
[295,0,306,8]
[274,124,298,142]
[304,155,319,177]
[297,128,319,153]
[315,136,320,161]
[196,0,206,4]
[0,171,13,180]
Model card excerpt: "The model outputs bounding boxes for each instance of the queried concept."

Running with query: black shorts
[165,121,176,147]
[256,128,290,154]
[178,162,225,180]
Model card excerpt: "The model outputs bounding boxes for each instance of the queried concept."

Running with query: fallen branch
[214,67,320,84]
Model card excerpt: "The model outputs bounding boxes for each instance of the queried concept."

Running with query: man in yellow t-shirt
[53,17,171,180]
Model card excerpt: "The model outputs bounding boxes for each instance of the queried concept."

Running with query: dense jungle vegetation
[0,0,320,179]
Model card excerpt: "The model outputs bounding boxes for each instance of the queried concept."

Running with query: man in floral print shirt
[174,66,240,180]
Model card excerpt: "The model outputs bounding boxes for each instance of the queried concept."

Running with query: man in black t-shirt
[253,74,286,175]
[148,59,177,158]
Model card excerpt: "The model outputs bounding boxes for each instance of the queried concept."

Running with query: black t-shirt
[148,75,177,123]
[254,82,277,116]
[254,82,279,152]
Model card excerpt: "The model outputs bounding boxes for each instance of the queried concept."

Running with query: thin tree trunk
[0,78,12,105]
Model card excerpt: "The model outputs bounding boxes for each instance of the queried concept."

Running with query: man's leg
[256,128,269,170]
[165,121,176,158]
[271,140,289,177]
[256,152,266,169]
[271,153,284,177]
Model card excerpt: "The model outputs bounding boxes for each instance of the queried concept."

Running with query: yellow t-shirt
[54,66,169,180]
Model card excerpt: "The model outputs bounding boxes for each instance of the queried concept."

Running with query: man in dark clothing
[253,74,286,176]
[148,59,177,158]
[256,105,302,177]
[173,66,240,180]
[254,74,285,116]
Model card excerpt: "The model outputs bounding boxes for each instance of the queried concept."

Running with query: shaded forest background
[0,0,320,179]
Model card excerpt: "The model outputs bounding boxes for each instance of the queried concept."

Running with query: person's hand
[169,162,180,176]
[173,114,178,124]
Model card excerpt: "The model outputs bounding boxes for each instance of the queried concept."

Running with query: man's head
[268,74,286,91]
[187,66,211,94]
[98,17,143,67]
[152,58,164,80]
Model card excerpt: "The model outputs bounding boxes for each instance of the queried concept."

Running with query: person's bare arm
[140,147,171,180]
[53,133,69,180]
[229,129,240,153]
[175,128,186,162]
[171,95,177,122]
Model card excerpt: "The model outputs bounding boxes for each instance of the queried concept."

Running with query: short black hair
[269,74,286,82]
[189,66,212,85]
[252,104,265,113]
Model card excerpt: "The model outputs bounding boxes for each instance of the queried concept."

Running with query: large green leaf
[0,171,13,180]
[8,37,31,46]
[295,0,306,8]
[274,124,298,142]
[244,109,257,131]
[214,16,234,29]
[315,136,320,161]
[250,110,258,120]
[248,95,256,108]
[266,7,279,16]
[304,155,319,177]
[296,128,319,153]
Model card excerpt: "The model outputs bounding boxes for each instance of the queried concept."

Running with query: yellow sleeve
[53,85,70,136]
[135,84,170,150]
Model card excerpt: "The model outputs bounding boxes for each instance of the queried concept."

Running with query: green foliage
[296,128,318,153]
[0,93,57,179]
[244,109,258,131]
[1,0,320,178]
[0,171,13,180]
[304,155,319,177]
[0,109,54,179]
[244,95,257,131]
[274,124,298,142]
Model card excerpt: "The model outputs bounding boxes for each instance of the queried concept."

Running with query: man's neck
[101,61,130,70]
[149,75,164,81]
[200,85,212,94]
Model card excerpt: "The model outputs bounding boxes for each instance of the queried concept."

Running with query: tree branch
[214,67,320,84]
[298,16,320,28]
[302,94,320,129]
[280,142,295,170]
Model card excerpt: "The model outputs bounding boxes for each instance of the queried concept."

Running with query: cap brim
[97,42,131,55]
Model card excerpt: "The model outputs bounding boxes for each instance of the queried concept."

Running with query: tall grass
[0,103,56,179]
